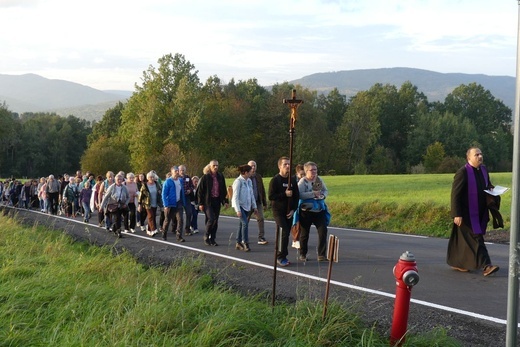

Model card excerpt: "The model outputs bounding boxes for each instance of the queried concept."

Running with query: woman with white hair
[138,171,163,236]
[45,174,61,215]
[100,173,130,238]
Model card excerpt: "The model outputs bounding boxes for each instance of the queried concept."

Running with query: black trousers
[273,210,291,260]
[204,197,221,241]
[110,207,129,233]
[298,210,328,257]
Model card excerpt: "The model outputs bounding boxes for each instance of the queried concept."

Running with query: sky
[0,0,518,91]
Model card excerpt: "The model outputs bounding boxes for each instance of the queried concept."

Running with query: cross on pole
[272,89,304,308]
[283,89,304,133]
[282,89,303,190]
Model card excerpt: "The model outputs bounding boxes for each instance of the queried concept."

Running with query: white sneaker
[193,229,199,234]
[137,222,141,227]
[123,230,129,233]
[130,228,135,233]
[152,229,158,235]
[292,241,301,249]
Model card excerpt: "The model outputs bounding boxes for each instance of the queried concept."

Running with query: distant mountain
[290,67,515,110]
[0,69,515,122]
[0,73,131,121]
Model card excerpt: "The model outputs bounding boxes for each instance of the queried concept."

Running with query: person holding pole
[447,147,500,276]
[269,156,299,266]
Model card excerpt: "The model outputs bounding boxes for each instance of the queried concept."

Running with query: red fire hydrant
[390,251,419,346]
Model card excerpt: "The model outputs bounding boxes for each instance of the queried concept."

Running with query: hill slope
[0,68,515,122]
[0,73,130,121]
[291,67,515,109]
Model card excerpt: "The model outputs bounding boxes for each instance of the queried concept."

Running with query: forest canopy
[0,53,513,178]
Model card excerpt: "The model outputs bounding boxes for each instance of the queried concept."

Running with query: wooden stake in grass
[322,234,339,320]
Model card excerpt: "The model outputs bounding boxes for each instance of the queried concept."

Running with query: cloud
[0,0,517,90]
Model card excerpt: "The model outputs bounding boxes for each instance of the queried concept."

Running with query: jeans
[236,207,250,243]
[82,201,91,221]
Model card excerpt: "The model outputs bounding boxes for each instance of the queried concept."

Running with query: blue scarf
[292,198,331,226]
[465,163,489,235]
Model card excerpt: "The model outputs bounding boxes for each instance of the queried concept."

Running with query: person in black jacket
[268,156,299,267]
[197,160,228,246]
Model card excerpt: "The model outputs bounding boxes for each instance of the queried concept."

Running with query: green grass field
[227,172,512,238]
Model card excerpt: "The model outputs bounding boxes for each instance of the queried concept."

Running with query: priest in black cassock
[447,147,499,276]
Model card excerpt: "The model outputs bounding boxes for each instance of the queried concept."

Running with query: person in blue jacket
[161,166,186,242]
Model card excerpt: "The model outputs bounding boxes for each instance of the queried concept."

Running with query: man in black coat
[447,147,499,276]
[268,156,299,267]
[197,160,228,246]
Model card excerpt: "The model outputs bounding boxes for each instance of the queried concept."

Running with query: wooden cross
[283,89,303,129]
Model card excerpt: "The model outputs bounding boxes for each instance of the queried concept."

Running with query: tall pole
[506,2,520,345]
[271,89,303,307]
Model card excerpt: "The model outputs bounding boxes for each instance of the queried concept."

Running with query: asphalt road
[192,214,513,325]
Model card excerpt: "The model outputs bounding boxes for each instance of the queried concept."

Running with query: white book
[484,185,509,196]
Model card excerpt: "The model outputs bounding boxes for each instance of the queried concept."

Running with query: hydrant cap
[400,251,415,262]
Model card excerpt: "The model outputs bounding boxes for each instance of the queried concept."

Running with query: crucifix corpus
[283,89,303,186]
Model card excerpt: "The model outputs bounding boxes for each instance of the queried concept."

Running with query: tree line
[0,53,513,178]
[0,109,91,178]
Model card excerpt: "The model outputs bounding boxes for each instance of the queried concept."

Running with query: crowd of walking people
[0,168,202,238]
[1,158,332,268]
[0,148,502,276]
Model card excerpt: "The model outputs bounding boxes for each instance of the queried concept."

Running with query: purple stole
[465,163,489,234]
